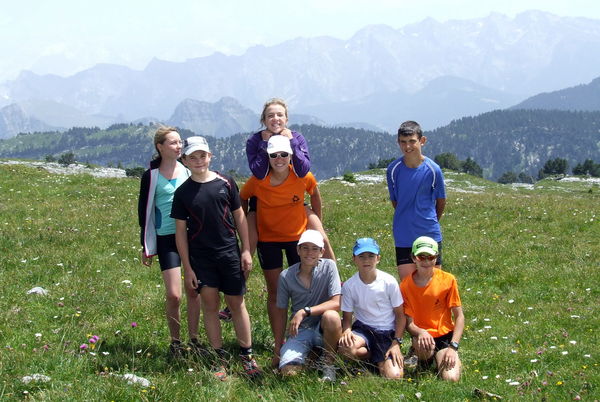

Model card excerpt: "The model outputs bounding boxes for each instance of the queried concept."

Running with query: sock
[240,346,253,356]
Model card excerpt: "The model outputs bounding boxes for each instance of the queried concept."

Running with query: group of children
[138,98,464,382]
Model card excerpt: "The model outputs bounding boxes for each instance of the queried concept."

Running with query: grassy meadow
[0,163,598,401]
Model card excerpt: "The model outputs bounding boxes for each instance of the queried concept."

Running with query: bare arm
[309,186,322,221]
[175,219,197,289]
[406,315,435,351]
[385,305,407,367]
[450,306,464,343]
[438,306,464,370]
[339,311,357,347]
[273,306,288,357]
[232,207,252,272]
[436,198,446,221]
[288,294,340,337]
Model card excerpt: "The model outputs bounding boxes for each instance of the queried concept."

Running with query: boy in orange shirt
[400,236,464,382]
[240,135,323,355]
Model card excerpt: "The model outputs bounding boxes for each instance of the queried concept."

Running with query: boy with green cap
[400,236,464,382]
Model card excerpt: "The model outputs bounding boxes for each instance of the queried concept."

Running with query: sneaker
[188,338,209,357]
[218,307,232,322]
[211,363,228,381]
[240,354,262,378]
[404,347,418,370]
[168,340,184,359]
[321,364,337,382]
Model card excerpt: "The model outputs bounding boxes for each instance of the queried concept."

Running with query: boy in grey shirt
[274,230,342,381]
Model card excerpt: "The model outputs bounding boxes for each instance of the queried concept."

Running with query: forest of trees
[1,109,599,182]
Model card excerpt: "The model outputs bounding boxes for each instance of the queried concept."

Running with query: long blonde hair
[153,125,178,160]
[260,98,289,127]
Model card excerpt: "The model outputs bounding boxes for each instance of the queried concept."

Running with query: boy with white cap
[274,229,342,381]
[171,136,261,380]
[401,236,464,382]
[338,238,405,379]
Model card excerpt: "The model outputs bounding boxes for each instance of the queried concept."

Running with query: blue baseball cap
[353,237,380,255]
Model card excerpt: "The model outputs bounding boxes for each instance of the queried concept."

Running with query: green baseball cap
[411,236,439,256]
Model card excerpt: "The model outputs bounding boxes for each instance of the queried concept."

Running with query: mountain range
[2,10,600,138]
[511,76,600,111]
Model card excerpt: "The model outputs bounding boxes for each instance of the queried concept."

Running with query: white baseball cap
[267,135,293,155]
[297,230,324,248]
[183,136,210,155]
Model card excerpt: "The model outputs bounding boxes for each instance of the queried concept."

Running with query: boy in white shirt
[338,238,405,379]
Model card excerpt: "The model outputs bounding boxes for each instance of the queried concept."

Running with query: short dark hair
[397,121,422,138]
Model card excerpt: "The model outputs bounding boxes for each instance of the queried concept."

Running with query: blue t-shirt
[386,156,446,247]
[155,171,188,236]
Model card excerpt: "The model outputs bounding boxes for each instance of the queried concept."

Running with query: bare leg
[320,310,342,363]
[397,263,416,280]
[185,282,201,340]
[378,358,403,379]
[262,268,283,341]
[435,348,461,382]
[162,268,182,341]
[224,294,252,348]
[338,334,370,362]
[200,287,223,348]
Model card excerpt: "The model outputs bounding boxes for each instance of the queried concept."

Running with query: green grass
[0,164,598,401]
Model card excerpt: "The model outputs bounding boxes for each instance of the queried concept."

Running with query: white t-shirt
[341,269,403,331]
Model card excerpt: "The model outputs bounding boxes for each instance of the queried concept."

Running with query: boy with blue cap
[338,238,405,379]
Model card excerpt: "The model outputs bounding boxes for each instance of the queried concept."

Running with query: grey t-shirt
[276,258,342,329]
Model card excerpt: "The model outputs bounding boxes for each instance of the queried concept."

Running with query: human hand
[141,251,152,266]
[416,330,435,354]
[288,310,304,337]
[385,343,404,368]
[440,347,458,370]
[240,250,252,272]
[339,329,356,348]
[280,128,292,138]
[184,269,198,290]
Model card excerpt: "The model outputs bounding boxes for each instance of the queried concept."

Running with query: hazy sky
[2,0,599,82]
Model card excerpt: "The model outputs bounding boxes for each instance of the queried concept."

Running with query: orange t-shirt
[400,268,461,338]
[240,166,317,242]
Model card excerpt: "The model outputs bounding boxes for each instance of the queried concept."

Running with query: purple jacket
[246,130,311,179]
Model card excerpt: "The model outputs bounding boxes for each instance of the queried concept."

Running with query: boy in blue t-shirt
[386,121,446,280]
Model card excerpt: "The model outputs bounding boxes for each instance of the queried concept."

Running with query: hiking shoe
[211,363,228,381]
[240,354,262,378]
[321,364,337,382]
[168,340,185,359]
[188,338,209,358]
[218,307,232,322]
[404,346,418,370]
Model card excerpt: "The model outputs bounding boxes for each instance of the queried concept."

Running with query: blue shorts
[279,324,323,368]
[257,241,300,270]
[395,241,443,266]
[352,320,394,364]
[156,234,181,271]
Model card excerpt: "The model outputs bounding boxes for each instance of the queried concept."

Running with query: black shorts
[156,234,181,271]
[351,320,395,364]
[257,241,300,270]
[248,196,257,212]
[433,331,453,352]
[395,241,443,266]
[189,250,246,296]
